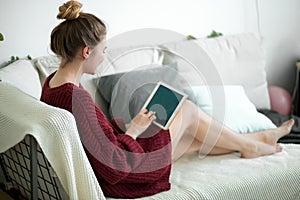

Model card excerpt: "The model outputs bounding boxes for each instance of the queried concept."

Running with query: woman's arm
[72,89,171,184]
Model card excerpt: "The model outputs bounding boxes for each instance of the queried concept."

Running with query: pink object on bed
[268,85,292,115]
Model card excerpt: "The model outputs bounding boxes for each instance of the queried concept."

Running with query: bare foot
[241,142,282,158]
[244,119,294,145]
[262,119,294,145]
[276,144,283,152]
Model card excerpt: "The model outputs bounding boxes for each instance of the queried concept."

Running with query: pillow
[106,45,159,74]
[0,60,42,99]
[195,33,271,109]
[94,63,182,122]
[184,85,276,133]
[34,55,60,85]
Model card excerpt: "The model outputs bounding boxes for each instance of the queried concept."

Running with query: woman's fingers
[149,114,156,121]
[140,109,156,121]
[147,111,156,118]
[126,109,157,139]
[147,111,156,122]
[141,108,148,114]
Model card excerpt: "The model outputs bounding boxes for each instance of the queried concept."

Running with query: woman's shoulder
[41,72,93,106]
[42,72,88,95]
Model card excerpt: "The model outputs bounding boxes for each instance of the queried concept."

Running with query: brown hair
[51,0,106,62]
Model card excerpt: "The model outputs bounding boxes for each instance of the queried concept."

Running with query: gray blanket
[258,109,300,144]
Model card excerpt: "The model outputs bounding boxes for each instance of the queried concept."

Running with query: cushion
[184,85,276,133]
[0,60,42,99]
[195,33,270,109]
[34,56,60,85]
[94,63,182,122]
[160,39,217,87]
[106,45,162,74]
[160,33,270,109]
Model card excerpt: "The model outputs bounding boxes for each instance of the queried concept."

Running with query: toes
[289,119,295,126]
[275,144,282,153]
[278,119,294,135]
[282,119,294,127]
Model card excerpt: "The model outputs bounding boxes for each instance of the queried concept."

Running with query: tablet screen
[143,82,187,130]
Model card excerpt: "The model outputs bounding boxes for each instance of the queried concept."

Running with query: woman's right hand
[125,108,156,139]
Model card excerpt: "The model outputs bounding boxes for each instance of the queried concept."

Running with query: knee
[181,100,199,123]
[183,99,197,112]
[182,99,194,109]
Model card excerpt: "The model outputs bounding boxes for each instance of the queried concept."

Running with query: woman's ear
[82,46,91,59]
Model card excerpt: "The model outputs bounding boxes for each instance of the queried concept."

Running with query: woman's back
[41,72,172,198]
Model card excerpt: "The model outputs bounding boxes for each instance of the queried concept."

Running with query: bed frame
[0,135,68,200]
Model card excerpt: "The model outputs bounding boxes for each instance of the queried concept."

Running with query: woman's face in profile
[84,37,107,75]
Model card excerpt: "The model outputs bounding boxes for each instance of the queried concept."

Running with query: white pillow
[184,85,276,133]
[0,60,42,99]
[196,33,270,109]
[34,55,60,85]
[106,45,162,74]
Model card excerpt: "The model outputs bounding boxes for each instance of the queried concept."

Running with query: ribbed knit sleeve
[41,73,172,198]
[71,86,172,182]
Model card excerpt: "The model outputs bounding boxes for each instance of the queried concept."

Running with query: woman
[41,1,294,198]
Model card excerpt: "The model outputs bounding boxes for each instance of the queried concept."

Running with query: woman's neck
[49,60,83,88]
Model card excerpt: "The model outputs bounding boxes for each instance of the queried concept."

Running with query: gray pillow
[94,64,183,122]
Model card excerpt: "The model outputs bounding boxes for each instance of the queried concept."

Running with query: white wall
[258,0,300,93]
[0,0,300,93]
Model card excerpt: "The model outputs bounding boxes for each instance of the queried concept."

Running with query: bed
[0,32,300,200]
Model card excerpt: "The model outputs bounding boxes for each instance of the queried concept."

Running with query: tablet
[142,81,188,130]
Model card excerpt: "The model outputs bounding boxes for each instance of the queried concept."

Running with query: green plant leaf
[0,33,4,41]
[10,56,15,62]
[186,35,197,40]
[207,30,223,38]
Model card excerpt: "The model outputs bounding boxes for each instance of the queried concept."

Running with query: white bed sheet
[108,144,300,200]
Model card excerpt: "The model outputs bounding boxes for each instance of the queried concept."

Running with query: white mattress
[108,144,300,200]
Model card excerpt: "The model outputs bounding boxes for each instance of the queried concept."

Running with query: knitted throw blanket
[0,82,106,200]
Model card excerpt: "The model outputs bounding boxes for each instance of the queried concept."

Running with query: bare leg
[186,139,233,155]
[169,100,294,160]
[182,137,283,156]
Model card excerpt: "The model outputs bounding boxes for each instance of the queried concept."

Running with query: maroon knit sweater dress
[40,72,172,198]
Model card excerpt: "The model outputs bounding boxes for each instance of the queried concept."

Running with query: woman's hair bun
[57,0,82,20]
